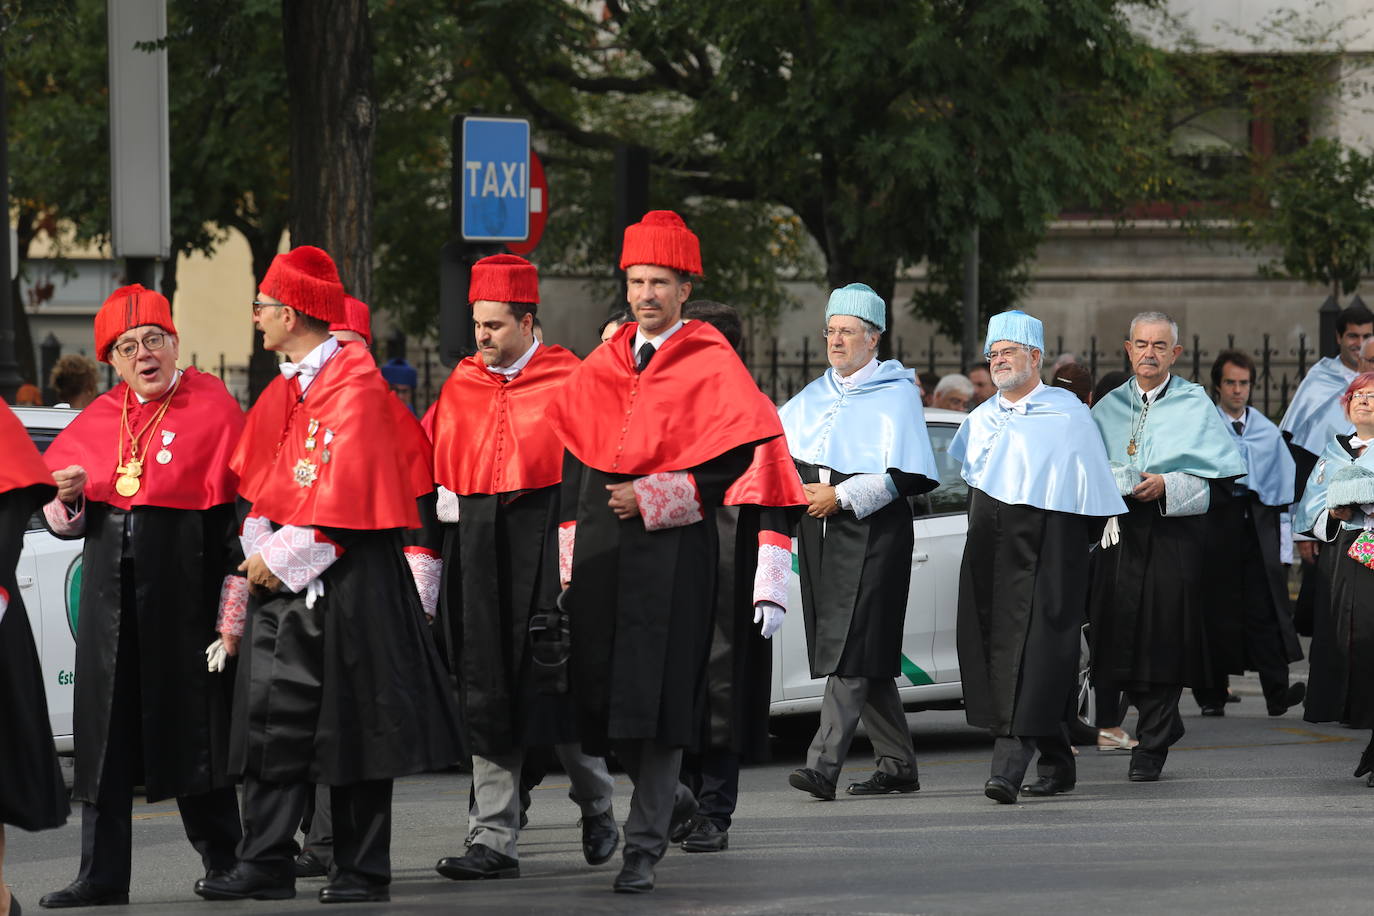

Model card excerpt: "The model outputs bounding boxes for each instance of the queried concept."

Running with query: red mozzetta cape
[726,430,807,507]
[44,367,244,511]
[231,343,432,530]
[431,344,580,496]
[2,405,57,496]
[545,321,783,475]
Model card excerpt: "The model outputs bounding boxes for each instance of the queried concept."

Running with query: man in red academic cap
[194,246,460,905]
[420,254,618,882]
[37,285,245,909]
[329,295,373,347]
[545,211,785,893]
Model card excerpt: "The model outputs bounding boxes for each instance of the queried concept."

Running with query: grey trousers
[611,739,684,862]
[806,675,919,784]
[470,743,615,859]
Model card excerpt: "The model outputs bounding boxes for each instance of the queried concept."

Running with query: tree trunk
[281,0,374,300]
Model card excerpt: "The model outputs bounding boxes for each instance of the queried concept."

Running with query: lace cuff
[753,530,792,610]
[262,525,343,593]
[436,485,461,523]
[405,546,441,618]
[835,473,897,520]
[1161,472,1210,517]
[633,472,704,531]
[240,514,274,559]
[44,497,86,536]
[558,521,575,584]
[216,575,249,637]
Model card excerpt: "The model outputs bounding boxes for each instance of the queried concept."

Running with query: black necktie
[637,342,655,372]
[1232,420,1243,435]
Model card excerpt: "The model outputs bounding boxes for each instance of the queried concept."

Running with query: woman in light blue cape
[1281,356,1356,458]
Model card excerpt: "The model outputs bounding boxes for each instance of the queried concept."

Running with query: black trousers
[990,729,1075,786]
[679,748,740,830]
[1191,591,1293,711]
[76,590,240,891]
[240,776,393,885]
[1125,685,1185,767]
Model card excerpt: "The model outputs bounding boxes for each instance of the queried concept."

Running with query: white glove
[205,638,228,673]
[1100,516,1120,549]
[754,602,785,639]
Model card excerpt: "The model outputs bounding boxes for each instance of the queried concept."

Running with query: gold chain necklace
[115,375,181,497]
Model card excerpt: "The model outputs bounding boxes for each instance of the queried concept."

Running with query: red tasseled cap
[94,284,177,363]
[618,210,702,274]
[259,245,345,323]
[469,253,540,305]
[330,296,373,346]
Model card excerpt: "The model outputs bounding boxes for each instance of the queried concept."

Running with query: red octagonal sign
[506,149,548,256]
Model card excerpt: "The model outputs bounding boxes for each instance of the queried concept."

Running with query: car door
[911,421,970,684]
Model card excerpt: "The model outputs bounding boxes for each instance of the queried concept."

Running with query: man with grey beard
[950,311,1125,803]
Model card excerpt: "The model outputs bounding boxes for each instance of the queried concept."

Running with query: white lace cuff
[262,524,343,593]
[634,472,704,531]
[835,473,897,520]
[43,497,86,536]
[240,514,274,560]
[558,521,575,584]
[1161,472,1209,517]
[1279,511,1293,564]
[436,485,461,523]
[405,547,441,618]
[753,530,791,610]
[216,575,250,637]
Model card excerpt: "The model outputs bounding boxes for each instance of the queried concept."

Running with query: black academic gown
[560,446,754,754]
[0,485,71,831]
[795,464,929,679]
[1198,488,1302,680]
[958,489,1098,737]
[229,512,462,785]
[49,500,238,804]
[1089,485,1230,690]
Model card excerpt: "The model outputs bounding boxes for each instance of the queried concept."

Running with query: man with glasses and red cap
[195,246,460,905]
[38,285,246,909]
[545,211,784,893]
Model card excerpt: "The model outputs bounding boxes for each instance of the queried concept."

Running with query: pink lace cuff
[558,521,575,584]
[217,575,249,637]
[633,472,703,531]
[404,546,441,618]
[262,525,343,593]
[240,514,274,559]
[44,497,86,536]
[753,530,792,610]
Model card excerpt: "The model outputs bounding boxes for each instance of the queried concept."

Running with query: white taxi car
[14,406,81,751]
[770,407,970,721]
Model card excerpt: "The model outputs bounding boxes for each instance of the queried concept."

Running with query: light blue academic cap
[984,309,1044,354]
[824,283,886,332]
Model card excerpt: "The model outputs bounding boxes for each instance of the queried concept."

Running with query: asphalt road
[9,674,1372,915]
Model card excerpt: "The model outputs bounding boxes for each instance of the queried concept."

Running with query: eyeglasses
[821,327,864,340]
[1350,392,1374,405]
[252,299,285,315]
[1130,340,1173,353]
[985,345,1028,362]
[111,332,168,360]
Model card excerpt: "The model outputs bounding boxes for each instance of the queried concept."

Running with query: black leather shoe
[435,843,520,880]
[612,852,655,893]
[681,819,729,853]
[1268,682,1306,716]
[318,875,389,904]
[1128,761,1162,782]
[39,880,130,908]
[193,865,294,901]
[788,767,836,800]
[847,771,920,795]
[668,790,699,842]
[581,808,620,866]
[1021,776,1075,797]
[294,849,328,879]
[1199,705,1225,717]
[983,776,1018,804]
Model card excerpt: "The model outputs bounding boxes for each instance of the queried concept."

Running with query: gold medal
[1127,440,1137,457]
[115,473,141,497]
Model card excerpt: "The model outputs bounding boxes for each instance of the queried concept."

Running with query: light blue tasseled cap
[984,309,1044,355]
[1327,464,1374,510]
[824,283,886,332]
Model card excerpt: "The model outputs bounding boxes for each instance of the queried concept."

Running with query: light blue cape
[1220,405,1295,507]
[779,360,939,478]
[1293,436,1374,535]
[1280,356,1355,456]
[949,385,1126,517]
[1091,376,1246,479]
